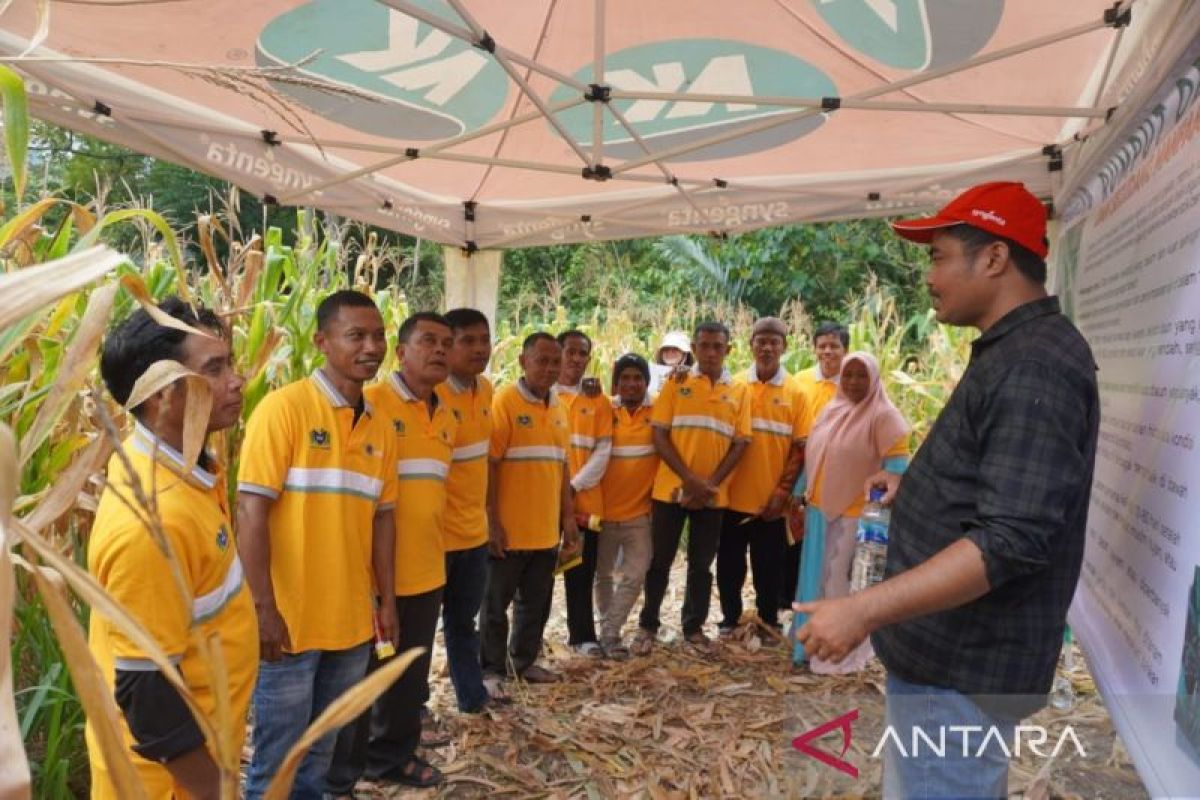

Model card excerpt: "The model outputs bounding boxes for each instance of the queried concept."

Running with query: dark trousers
[638,500,723,637]
[716,511,788,628]
[442,544,489,712]
[782,540,802,610]
[327,587,442,793]
[562,527,600,645]
[480,547,557,676]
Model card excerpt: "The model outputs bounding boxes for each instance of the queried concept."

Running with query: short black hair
[557,329,592,350]
[100,296,223,415]
[397,311,451,343]
[813,321,850,348]
[522,332,559,353]
[693,321,730,342]
[945,223,1047,284]
[316,290,378,332]
[611,353,650,391]
[443,307,489,333]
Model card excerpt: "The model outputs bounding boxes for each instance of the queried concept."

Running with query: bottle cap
[868,487,885,503]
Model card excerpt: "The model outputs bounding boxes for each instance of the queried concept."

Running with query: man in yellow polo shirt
[718,318,810,635]
[481,333,579,685]
[88,297,255,800]
[636,322,752,657]
[784,321,848,607]
[551,329,612,656]
[329,312,456,793]
[596,353,658,658]
[790,321,847,415]
[238,291,398,800]
[434,308,497,713]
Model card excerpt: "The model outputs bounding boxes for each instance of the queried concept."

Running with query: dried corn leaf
[23,562,148,800]
[23,431,112,534]
[123,360,213,473]
[0,425,32,800]
[0,245,125,331]
[20,281,118,465]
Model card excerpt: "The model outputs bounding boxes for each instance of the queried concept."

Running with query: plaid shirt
[872,297,1099,708]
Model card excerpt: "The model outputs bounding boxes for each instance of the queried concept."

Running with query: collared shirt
[873,297,1099,706]
[650,366,753,507]
[791,365,839,418]
[436,373,493,551]
[369,372,456,596]
[553,382,614,517]
[237,370,398,652]
[602,399,658,522]
[727,366,812,514]
[87,423,257,796]
[489,379,569,549]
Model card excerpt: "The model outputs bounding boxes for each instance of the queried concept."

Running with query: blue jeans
[443,544,489,711]
[883,673,1018,800]
[243,643,371,800]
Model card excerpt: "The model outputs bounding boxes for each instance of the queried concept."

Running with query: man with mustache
[88,297,254,800]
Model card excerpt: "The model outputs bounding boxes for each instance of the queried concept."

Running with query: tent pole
[380,0,585,92]
[591,0,606,169]
[276,97,586,205]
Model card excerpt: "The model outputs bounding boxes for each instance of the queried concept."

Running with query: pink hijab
[804,352,910,519]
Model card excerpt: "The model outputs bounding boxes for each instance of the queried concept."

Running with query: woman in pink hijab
[790,351,910,672]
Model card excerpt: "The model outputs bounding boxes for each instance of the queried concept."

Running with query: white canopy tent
[0,0,1192,252]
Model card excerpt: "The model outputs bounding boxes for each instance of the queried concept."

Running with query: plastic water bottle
[850,488,889,593]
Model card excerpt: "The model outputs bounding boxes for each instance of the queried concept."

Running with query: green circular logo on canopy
[257,0,508,139]
[551,40,836,162]
[813,0,1004,71]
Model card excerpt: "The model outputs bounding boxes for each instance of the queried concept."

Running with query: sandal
[394,754,443,788]
[630,628,655,657]
[684,632,717,657]
[605,642,631,661]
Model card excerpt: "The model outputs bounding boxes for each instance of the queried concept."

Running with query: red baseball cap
[891,181,1048,258]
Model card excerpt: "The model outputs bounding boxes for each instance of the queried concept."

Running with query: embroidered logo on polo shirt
[216,525,230,551]
[516,414,533,427]
[393,419,406,435]
[451,409,463,422]
[679,387,692,397]
[309,428,331,448]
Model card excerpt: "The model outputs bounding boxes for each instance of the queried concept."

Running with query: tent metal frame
[0,0,1143,249]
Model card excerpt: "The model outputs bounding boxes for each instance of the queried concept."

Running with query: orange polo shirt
[368,372,456,597]
[728,366,812,515]
[554,384,613,518]
[791,366,839,418]
[650,368,752,508]
[490,380,569,550]
[436,373,493,552]
[602,400,658,522]
[237,370,397,653]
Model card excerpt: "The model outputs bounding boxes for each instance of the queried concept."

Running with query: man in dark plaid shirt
[794,182,1099,798]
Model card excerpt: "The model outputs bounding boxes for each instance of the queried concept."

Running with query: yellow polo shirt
[490,380,569,550]
[728,367,812,515]
[555,385,614,518]
[650,368,753,508]
[237,369,397,653]
[368,373,456,597]
[436,373,493,552]
[791,366,839,418]
[87,423,257,800]
[602,401,658,522]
